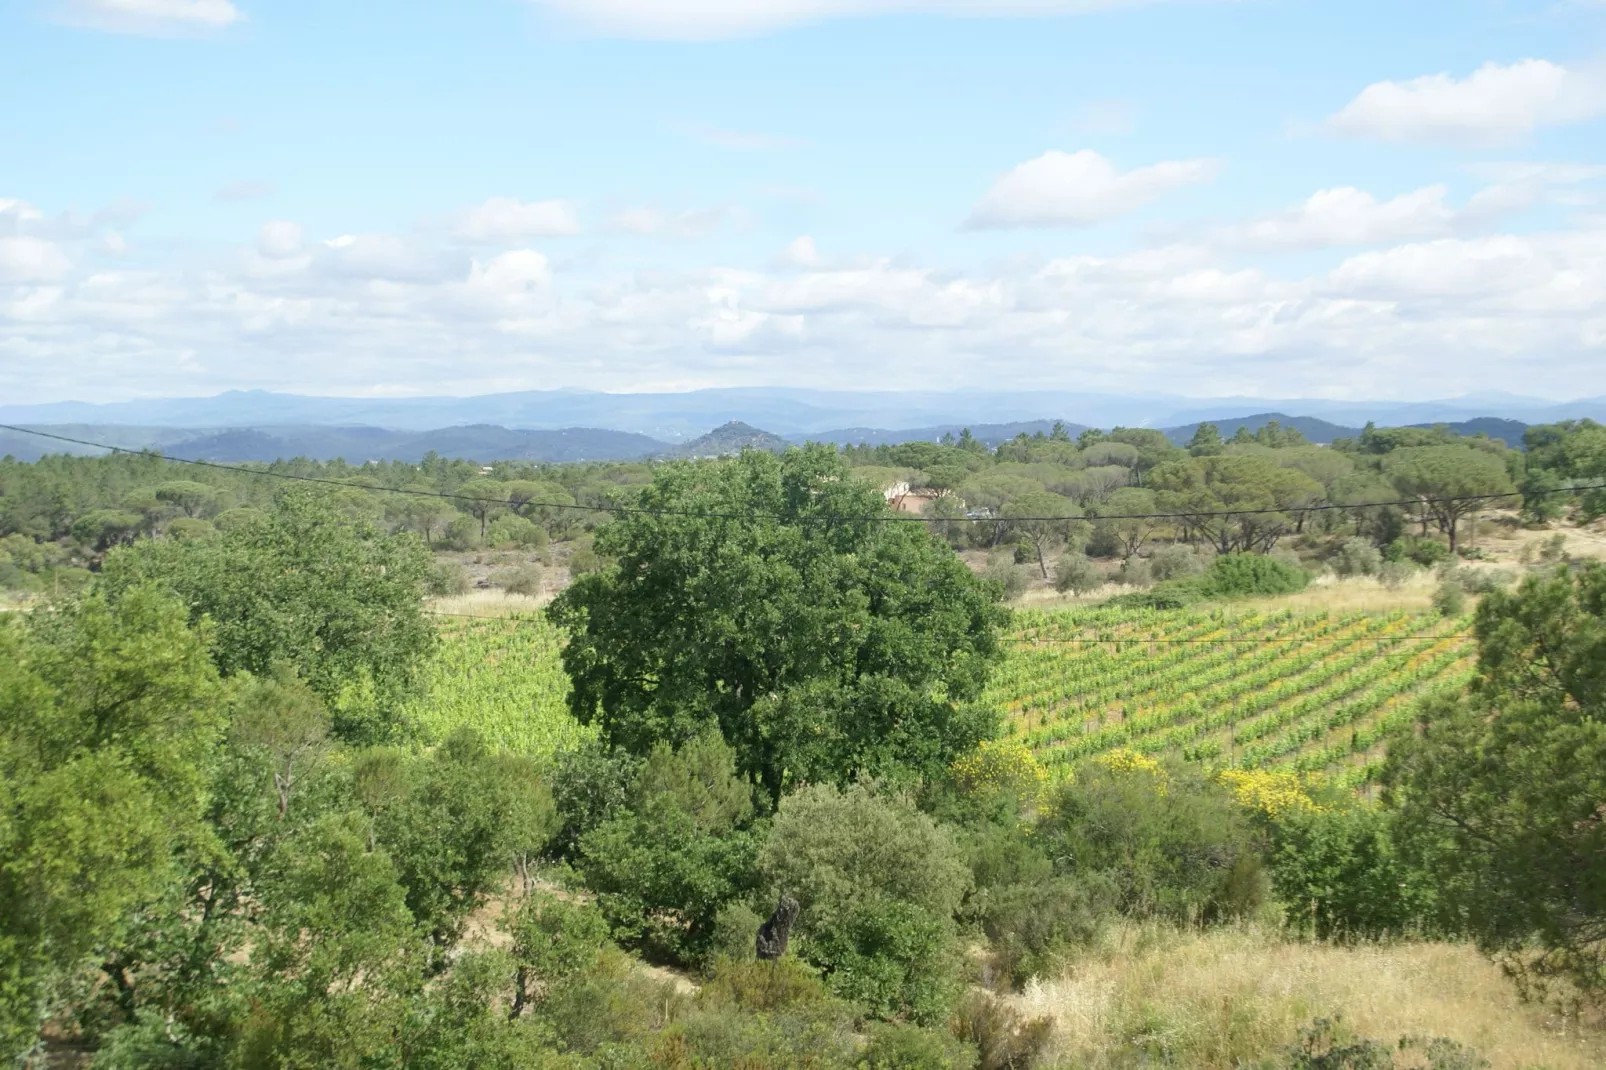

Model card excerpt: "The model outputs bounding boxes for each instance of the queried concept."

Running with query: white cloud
[0,237,72,282]
[966,150,1218,228]
[606,205,732,240]
[777,235,825,268]
[455,197,583,242]
[528,0,1191,40]
[1329,59,1606,144]
[4,202,1606,403]
[1214,186,1461,249]
[257,221,303,259]
[58,0,243,34]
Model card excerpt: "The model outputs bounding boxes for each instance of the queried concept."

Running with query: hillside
[663,420,790,457]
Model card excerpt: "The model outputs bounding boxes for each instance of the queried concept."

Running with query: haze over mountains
[0,388,1589,464]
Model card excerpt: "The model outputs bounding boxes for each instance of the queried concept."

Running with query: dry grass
[428,589,552,618]
[1012,925,1603,1069]
[1242,571,1441,613]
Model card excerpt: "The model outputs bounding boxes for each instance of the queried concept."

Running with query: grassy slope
[1012,925,1602,1069]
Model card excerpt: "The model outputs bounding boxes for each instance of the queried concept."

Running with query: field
[405,610,590,756]
[989,606,1476,786]
[416,603,1475,788]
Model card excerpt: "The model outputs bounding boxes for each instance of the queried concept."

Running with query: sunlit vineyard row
[987,606,1476,786]
[414,605,1473,786]
[406,613,591,757]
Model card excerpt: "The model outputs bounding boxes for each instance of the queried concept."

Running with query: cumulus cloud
[527,0,1188,40]
[1212,185,1463,249]
[1329,59,1606,144]
[777,235,825,268]
[4,202,1605,402]
[606,205,732,240]
[0,237,72,282]
[966,150,1218,228]
[57,0,243,34]
[257,221,303,259]
[455,197,583,242]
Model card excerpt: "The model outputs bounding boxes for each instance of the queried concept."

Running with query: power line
[2,421,1595,525]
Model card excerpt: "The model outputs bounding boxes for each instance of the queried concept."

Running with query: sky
[2,0,1606,404]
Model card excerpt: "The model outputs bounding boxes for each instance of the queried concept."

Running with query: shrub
[487,514,547,550]
[1084,525,1123,560]
[980,875,1113,985]
[442,515,480,551]
[1384,536,1450,568]
[1119,556,1152,588]
[1053,552,1103,595]
[1431,580,1465,617]
[758,783,970,1021]
[985,556,1029,601]
[491,564,544,597]
[953,992,1054,1070]
[1198,553,1309,598]
[1149,543,1206,581]
[1039,760,1265,924]
[1331,537,1383,578]
[575,735,760,965]
[507,891,611,1015]
[862,1021,980,1069]
[428,561,472,596]
[1377,561,1414,590]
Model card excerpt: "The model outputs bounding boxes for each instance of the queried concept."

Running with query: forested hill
[1163,413,1531,448]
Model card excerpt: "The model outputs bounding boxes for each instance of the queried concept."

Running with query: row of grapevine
[985,607,1475,783]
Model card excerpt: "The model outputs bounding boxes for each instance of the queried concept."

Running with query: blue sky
[3,0,1605,403]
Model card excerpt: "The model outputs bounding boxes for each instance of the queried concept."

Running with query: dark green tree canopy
[96,487,437,743]
[548,446,1009,799]
[1385,564,1606,996]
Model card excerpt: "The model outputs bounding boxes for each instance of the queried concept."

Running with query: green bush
[1196,553,1309,597]
[1054,552,1103,595]
[428,561,472,596]
[487,514,547,550]
[861,1021,980,1069]
[1039,761,1265,924]
[491,564,544,597]
[1149,543,1206,581]
[758,783,970,1021]
[979,875,1114,985]
[1384,536,1451,568]
[1431,579,1465,617]
[575,735,761,965]
[1331,537,1382,578]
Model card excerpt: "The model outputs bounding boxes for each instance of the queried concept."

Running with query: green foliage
[759,783,970,1021]
[1039,760,1265,924]
[575,735,761,965]
[358,728,532,949]
[0,588,223,1061]
[550,446,1008,800]
[1385,564,1606,998]
[99,487,436,743]
[490,563,544,595]
[508,892,611,1014]
[1384,536,1451,567]
[1053,552,1103,595]
[1331,537,1383,579]
[1282,1017,1488,1070]
[1197,553,1309,597]
[1431,580,1465,617]
[405,616,585,758]
[1260,799,1434,940]
[861,1021,980,1069]
[1383,446,1515,553]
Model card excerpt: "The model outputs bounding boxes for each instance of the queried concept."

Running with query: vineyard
[413,605,1475,785]
[406,612,590,757]
[988,606,1476,786]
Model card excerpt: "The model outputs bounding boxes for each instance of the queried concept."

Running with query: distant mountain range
[0,411,1537,466]
[3,387,1603,439]
[1160,414,1531,449]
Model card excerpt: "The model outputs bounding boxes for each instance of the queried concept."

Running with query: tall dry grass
[1012,925,1602,1069]
[428,589,551,618]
